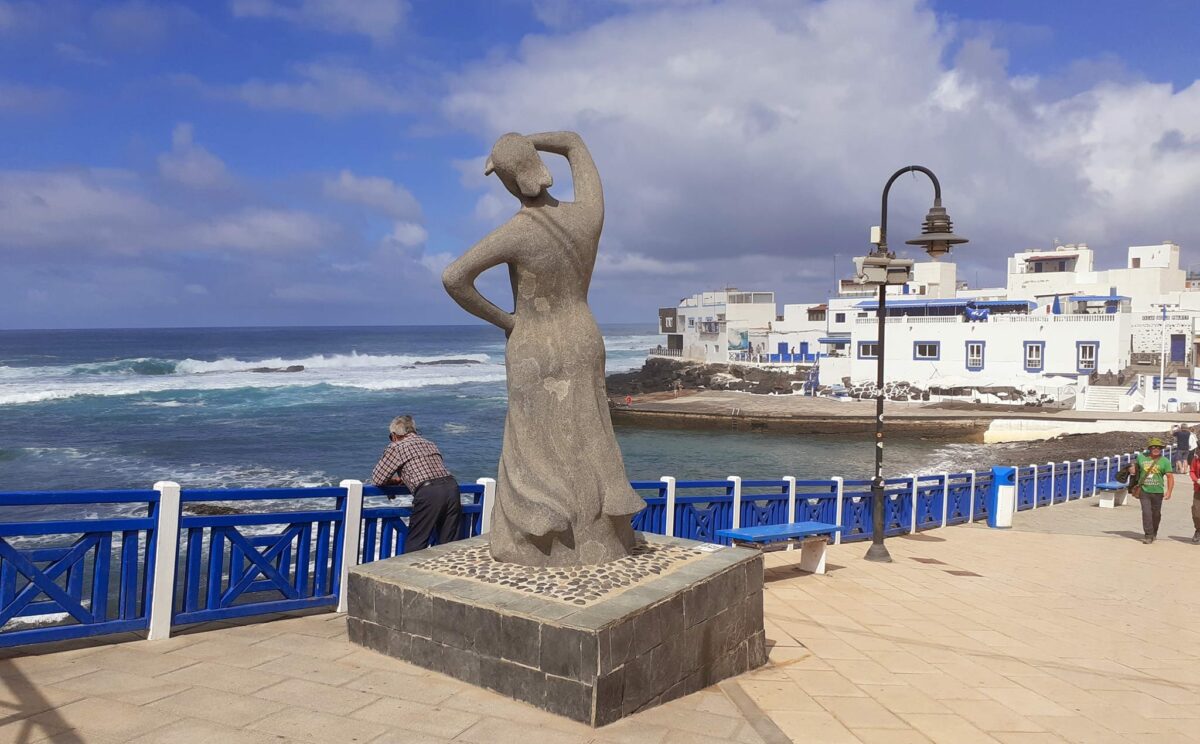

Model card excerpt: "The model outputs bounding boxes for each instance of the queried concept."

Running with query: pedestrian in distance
[1129,437,1173,544]
[1189,446,1200,544]
[371,415,462,553]
[1171,425,1195,472]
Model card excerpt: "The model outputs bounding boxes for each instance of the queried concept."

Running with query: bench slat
[716,521,840,543]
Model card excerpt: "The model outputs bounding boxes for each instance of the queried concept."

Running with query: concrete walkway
[3,495,1198,743]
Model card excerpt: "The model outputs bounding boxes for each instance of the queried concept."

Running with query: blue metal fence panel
[173,487,345,626]
[740,481,789,530]
[973,471,992,522]
[794,481,838,535]
[630,481,667,535]
[673,481,735,545]
[839,479,873,542]
[1035,467,1053,507]
[913,475,945,531]
[358,484,485,563]
[1053,463,1069,503]
[945,473,972,525]
[1016,467,1036,510]
[0,490,158,648]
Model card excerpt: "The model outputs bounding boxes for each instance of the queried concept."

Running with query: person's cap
[1147,437,1165,448]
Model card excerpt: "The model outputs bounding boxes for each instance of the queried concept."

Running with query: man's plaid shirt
[371,434,452,491]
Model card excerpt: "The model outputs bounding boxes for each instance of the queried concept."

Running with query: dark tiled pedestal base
[346,533,766,727]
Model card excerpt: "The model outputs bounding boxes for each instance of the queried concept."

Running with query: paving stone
[54,668,188,705]
[250,706,388,743]
[126,717,296,744]
[351,696,481,739]
[254,677,380,715]
[149,685,286,727]
[23,696,177,741]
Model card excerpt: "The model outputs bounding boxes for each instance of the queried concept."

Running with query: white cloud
[230,0,408,43]
[387,221,428,247]
[187,208,327,252]
[323,170,422,220]
[90,1,196,48]
[444,0,1200,294]
[54,42,109,66]
[157,123,230,189]
[212,61,410,116]
[0,81,65,112]
[0,169,168,252]
[594,250,689,277]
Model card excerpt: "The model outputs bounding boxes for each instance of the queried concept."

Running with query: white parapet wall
[984,418,1181,443]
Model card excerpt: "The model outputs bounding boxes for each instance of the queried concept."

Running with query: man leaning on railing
[371,415,462,553]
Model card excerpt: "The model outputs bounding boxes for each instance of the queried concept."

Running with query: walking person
[1129,437,1173,544]
[371,415,462,553]
[1171,425,1194,472]
[1190,446,1200,544]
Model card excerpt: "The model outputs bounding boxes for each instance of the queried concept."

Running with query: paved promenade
[2,494,1198,743]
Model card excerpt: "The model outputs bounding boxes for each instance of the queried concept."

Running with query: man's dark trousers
[405,476,462,553]
[1140,491,1164,537]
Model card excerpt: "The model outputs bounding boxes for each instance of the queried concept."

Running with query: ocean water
[0,325,983,497]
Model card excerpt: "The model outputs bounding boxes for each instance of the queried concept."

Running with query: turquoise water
[0,325,988,497]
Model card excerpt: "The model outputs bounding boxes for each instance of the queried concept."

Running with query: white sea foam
[0,350,508,406]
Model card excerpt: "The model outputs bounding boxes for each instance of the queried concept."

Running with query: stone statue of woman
[442,131,646,567]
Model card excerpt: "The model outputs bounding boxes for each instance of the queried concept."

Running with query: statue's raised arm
[525,131,603,214]
[441,229,516,334]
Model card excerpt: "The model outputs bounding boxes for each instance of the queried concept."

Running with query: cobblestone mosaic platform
[411,541,706,606]
[348,534,766,725]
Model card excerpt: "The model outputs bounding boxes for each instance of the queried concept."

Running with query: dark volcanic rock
[606,358,808,396]
[414,359,482,366]
[250,365,305,373]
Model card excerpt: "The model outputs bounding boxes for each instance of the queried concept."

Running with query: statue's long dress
[488,206,647,566]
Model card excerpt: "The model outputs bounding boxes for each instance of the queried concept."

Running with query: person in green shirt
[1130,437,1173,544]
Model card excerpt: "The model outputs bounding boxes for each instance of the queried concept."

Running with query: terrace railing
[0,446,1166,649]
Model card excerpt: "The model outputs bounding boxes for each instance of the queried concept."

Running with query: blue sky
[2,0,1199,329]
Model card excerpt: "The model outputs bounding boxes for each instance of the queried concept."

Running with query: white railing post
[661,476,676,537]
[940,472,949,528]
[1047,462,1056,504]
[1075,459,1084,498]
[148,481,180,641]
[831,477,844,544]
[1103,456,1111,483]
[337,479,364,613]
[477,477,496,534]
[1090,458,1099,496]
[728,476,742,530]
[910,475,919,534]
[783,476,797,524]
[968,470,977,522]
[1063,461,1071,499]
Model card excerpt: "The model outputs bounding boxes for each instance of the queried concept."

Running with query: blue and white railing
[0,447,1164,649]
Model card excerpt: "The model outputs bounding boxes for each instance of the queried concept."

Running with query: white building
[656,289,776,363]
[654,241,1200,408]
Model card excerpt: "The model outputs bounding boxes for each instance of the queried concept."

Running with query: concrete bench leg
[1099,493,1115,508]
[1115,491,1128,507]
[799,536,827,575]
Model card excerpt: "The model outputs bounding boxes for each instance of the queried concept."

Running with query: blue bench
[715,521,840,574]
[1096,480,1128,508]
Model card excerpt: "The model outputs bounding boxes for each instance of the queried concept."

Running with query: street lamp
[855,166,968,562]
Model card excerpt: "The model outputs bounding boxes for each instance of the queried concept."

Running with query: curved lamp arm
[878,165,942,255]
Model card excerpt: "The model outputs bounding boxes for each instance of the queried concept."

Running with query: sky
[2,0,1199,329]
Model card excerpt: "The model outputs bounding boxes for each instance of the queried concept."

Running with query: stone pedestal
[346,533,765,726]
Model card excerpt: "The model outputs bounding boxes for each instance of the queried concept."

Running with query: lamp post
[857,166,967,562]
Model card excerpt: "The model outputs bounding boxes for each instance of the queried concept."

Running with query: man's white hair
[389,415,417,437]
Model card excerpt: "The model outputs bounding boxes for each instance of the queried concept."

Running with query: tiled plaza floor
[2,492,1198,743]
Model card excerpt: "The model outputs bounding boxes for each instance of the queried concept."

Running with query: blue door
[800,342,809,356]
[1171,334,1186,363]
